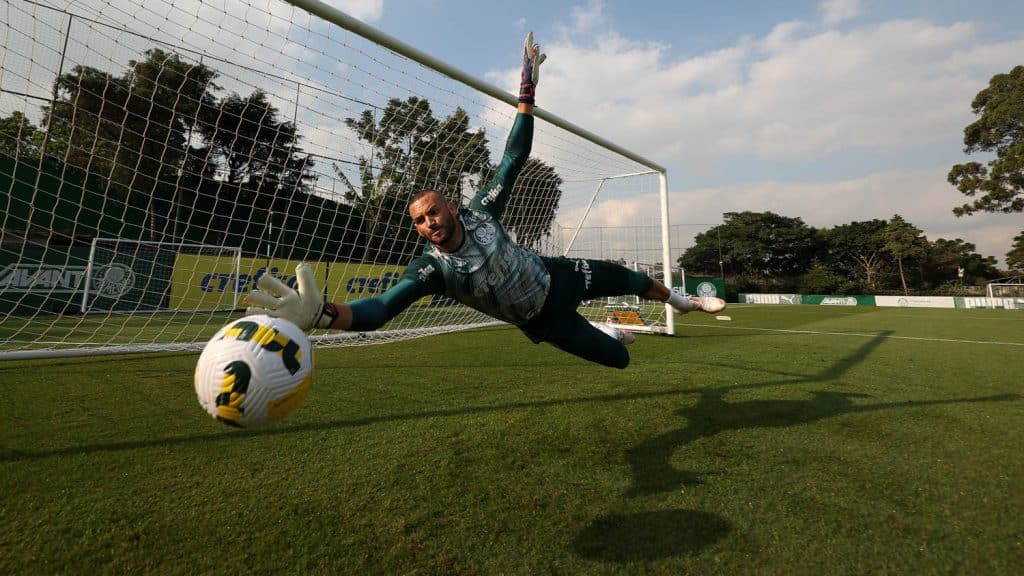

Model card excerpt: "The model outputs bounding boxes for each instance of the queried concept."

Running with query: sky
[333,0,1024,265]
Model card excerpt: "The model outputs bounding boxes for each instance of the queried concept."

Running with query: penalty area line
[676,323,1024,347]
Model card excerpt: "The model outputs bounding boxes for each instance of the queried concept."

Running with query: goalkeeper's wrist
[315,302,340,329]
[518,82,536,104]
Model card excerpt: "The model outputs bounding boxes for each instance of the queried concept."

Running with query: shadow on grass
[623,330,1019,496]
[0,385,801,462]
[564,330,1018,564]
[571,509,731,563]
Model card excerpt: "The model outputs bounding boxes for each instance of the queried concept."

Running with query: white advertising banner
[874,296,956,309]
[739,294,801,304]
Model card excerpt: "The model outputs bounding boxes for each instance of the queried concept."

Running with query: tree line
[0,48,562,263]
[678,211,1018,295]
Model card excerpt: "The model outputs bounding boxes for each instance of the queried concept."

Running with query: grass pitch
[2,305,1022,574]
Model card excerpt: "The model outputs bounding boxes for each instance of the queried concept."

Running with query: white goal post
[986,277,1024,299]
[0,0,674,359]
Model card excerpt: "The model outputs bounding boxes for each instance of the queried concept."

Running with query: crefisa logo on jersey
[696,281,717,297]
[417,264,435,282]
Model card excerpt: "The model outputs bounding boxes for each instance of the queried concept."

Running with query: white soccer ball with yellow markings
[194,314,313,428]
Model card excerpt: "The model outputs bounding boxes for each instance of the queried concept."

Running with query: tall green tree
[191,89,314,249]
[822,220,890,292]
[1006,232,1024,273]
[339,97,493,263]
[883,214,927,295]
[43,49,219,240]
[679,211,820,289]
[922,238,1000,288]
[0,112,40,157]
[948,65,1024,216]
[483,157,563,252]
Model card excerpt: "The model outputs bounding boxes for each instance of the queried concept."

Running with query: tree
[43,64,130,183]
[883,214,927,295]
[823,220,890,292]
[0,112,40,157]
[679,211,820,290]
[948,65,1024,216]
[191,89,314,249]
[43,49,220,240]
[676,229,723,277]
[1005,232,1024,273]
[485,157,562,252]
[339,97,493,263]
[922,238,1000,289]
[799,262,854,294]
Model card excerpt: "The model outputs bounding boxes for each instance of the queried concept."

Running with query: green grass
[2,305,1022,574]
[0,306,494,351]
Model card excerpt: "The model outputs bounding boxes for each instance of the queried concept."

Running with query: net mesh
[0,0,668,358]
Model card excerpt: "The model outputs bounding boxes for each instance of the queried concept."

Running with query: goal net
[0,0,672,359]
[986,277,1024,299]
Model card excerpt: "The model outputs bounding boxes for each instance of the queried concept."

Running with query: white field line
[676,323,1024,347]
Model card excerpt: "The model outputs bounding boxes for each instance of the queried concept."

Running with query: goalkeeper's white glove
[244,263,338,331]
[519,31,547,105]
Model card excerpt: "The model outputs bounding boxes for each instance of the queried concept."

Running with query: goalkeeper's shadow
[0,383,780,463]
[621,330,1019,497]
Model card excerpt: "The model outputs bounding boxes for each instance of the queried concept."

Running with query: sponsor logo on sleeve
[417,264,435,283]
[480,184,502,206]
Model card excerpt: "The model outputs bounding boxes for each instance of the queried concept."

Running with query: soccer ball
[194,314,313,428]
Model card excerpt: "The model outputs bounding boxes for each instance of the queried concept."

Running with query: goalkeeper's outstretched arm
[244,263,430,332]
[469,32,546,218]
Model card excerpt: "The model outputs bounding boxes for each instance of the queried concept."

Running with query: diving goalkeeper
[245,33,725,369]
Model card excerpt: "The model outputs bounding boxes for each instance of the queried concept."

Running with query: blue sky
[338,0,1024,264]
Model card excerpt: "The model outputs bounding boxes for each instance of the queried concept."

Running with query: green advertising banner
[676,277,726,299]
[955,297,1024,310]
[0,245,170,315]
[802,295,876,306]
[0,246,92,315]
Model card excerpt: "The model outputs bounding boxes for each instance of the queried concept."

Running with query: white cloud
[324,0,383,22]
[514,5,1022,167]
[482,1,1023,265]
[567,0,606,34]
[820,0,861,27]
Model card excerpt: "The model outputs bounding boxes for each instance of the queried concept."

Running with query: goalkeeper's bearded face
[409,191,460,249]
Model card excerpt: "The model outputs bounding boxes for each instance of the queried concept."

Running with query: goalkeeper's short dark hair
[407,189,448,209]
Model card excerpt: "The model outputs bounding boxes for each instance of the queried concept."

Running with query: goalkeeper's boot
[593,322,636,345]
[691,296,727,314]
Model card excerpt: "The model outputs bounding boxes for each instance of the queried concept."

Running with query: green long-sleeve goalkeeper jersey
[347,113,552,331]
